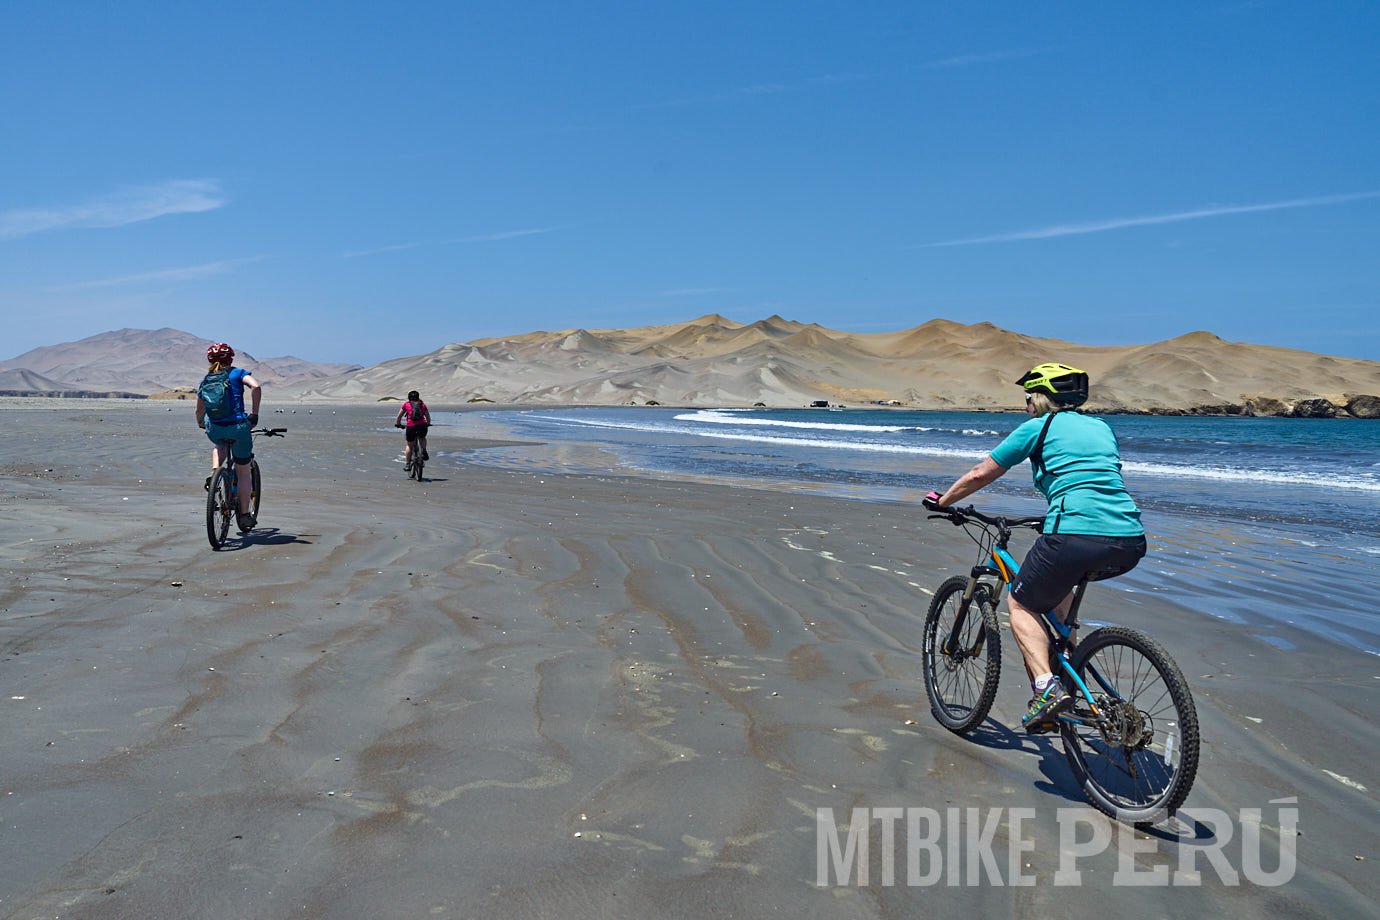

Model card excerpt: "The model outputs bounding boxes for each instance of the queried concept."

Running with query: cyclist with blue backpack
[196,342,262,532]
[925,363,1146,734]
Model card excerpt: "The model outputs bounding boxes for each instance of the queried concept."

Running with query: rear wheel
[1060,626,1200,824]
[411,453,424,481]
[922,577,1002,733]
[206,468,233,549]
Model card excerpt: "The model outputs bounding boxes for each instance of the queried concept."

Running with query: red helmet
[206,342,234,363]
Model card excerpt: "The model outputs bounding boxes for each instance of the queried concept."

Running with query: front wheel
[922,576,1002,733]
[1060,626,1200,824]
[249,459,261,519]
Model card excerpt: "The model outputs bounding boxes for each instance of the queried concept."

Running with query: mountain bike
[205,427,286,549]
[920,503,1199,824]
[396,422,425,481]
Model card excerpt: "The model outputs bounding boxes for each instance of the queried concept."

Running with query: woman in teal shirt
[926,363,1146,733]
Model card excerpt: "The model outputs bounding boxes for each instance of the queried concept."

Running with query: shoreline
[4,393,1378,420]
[0,401,1375,915]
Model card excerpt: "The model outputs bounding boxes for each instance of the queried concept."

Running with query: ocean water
[442,407,1380,654]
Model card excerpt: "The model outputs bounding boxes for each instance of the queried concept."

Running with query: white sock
[1033,673,1057,693]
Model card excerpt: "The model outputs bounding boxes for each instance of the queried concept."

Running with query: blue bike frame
[988,544,1106,719]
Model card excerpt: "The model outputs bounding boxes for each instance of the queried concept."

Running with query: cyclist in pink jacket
[394,389,431,471]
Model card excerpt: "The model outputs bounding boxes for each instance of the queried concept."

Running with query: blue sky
[3,2,1378,365]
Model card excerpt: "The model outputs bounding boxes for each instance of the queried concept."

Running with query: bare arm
[936,456,1007,507]
[195,395,206,428]
[242,374,262,418]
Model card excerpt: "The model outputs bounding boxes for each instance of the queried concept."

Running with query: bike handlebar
[922,498,1043,530]
[254,427,287,437]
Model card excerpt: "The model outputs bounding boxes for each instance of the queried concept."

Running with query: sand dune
[284,314,1380,415]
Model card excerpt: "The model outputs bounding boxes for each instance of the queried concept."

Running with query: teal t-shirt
[989,412,1143,536]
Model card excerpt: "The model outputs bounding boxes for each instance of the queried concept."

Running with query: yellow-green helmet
[1016,362,1089,406]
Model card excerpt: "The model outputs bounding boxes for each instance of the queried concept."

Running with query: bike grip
[922,490,944,511]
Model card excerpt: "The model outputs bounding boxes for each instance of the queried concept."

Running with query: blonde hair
[208,360,231,373]
[1026,392,1069,416]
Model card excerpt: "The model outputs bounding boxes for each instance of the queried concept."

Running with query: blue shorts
[205,419,254,462]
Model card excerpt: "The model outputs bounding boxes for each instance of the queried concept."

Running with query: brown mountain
[280,315,1380,416]
[0,328,361,396]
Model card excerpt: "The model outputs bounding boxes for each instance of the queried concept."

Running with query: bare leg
[212,444,228,474]
[1008,590,1075,685]
[235,462,252,514]
[419,434,428,459]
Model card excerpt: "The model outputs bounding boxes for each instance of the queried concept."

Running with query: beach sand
[1,400,1375,918]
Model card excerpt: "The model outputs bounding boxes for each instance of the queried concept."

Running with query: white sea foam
[534,413,989,459]
[520,410,1380,492]
[673,408,926,434]
[1124,459,1380,492]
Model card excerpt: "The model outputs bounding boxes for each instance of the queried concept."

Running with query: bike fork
[942,578,989,658]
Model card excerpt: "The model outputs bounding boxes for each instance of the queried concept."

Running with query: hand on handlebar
[247,413,259,428]
[923,490,968,525]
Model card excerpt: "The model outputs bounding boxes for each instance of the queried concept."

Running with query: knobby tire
[922,576,1002,733]
[1060,625,1200,824]
[206,468,233,549]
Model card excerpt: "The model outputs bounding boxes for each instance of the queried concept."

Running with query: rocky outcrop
[1289,398,1339,418]
[1346,394,1380,418]
[1243,396,1290,417]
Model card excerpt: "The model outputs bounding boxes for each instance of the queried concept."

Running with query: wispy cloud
[656,287,729,297]
[343,227,558,258]
[632,49,1045,112]
[341,241,427,259]
[632,73,872,111]
[0,179,225,241]
[918,48,1051,70]
[917,190,1380,248]
[450,227,558,243]
[52,256,265,290]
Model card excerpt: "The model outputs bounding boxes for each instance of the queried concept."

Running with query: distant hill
[279,314,1380,417]
[0,328,360,396]
[0,367,145,398]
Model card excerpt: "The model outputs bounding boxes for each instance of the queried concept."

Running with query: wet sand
[0,399,1375,918]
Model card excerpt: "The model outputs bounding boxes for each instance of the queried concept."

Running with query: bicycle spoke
[923,578,1001,733]
[1063,627,1199,821]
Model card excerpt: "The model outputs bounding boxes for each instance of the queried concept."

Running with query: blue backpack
[198,369,236,421]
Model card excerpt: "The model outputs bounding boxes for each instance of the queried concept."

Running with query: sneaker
[204,476,212,492]
[1021,679,1073,734]
[236,511,257,533]
[421,449,429,461]
[404,460,412,471]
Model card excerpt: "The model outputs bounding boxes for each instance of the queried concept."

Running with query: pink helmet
[206,342,234,363]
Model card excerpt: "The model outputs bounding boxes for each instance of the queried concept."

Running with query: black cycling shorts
[405,424,429,442]
[1010,533,1147,613]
